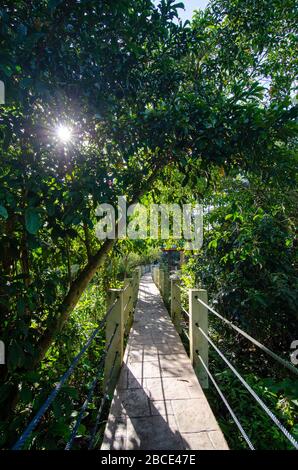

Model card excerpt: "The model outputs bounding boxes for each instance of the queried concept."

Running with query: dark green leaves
[0,205,8,219]
[47,0,64,13]
[0,384,15,404]
[25,208,42,234]
[8,340,25,371]
[19,385,33,404]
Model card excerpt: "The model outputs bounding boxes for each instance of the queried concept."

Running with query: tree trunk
[34,166,162,364]
[35,237,115,365]
[83,222,92,261]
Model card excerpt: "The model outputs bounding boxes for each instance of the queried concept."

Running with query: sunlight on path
[101,273,228,450]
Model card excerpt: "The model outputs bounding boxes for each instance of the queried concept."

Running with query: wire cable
[123,296,132,312]
[177,284,188,294]
[182,328,190,341]
[196,297,298,376]
[196,325,298,450]
[197,353,255,450]
[12,297,119,450]
[88,351,119,450]
[65,323,119,450]
[123,282,131,292]
[181,306,190,319]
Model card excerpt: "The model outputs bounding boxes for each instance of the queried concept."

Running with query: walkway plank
[101,273,228,450]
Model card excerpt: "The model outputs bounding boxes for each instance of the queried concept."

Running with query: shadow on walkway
[101,274,228,450]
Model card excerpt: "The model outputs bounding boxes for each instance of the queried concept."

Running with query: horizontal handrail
[195,296,298,376]
[197,353,254,450]
[123,284,130,292]
[88,350,119,450]
[12,264,144,451]
[65,323,119,450]
[154,267,298,448]
[123,296,132,312]
[177,284,188,294]
[12,297,119,451]
[182,328,190,341]
[181,306,190,319]
[196,324,298,450]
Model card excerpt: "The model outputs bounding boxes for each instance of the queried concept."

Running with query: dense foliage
[0,0,297,449]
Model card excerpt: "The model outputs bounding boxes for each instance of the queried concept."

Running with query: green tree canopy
[0,0,297,443]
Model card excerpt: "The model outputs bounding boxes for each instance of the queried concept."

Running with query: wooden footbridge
[101,272,228,450]
[12,265,298,451]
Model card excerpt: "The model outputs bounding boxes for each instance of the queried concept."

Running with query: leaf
[48,0,63,12]
[52,400,63,419]
[63,386,79,399]
[8,340,25,371]
[16,23,28,36]
[208,239,218,249]
[20,385,33,404]
[17,298,25,314]
[24,371,40,383]
[49,421,71,439]
[0,384,15,404]
[0,205,8,219]
[46,203,56,217]
[173,2,185,8]
[0,64,13,77]
[25,208,42,234]
[77,423,87,437]
[292,425,298,439]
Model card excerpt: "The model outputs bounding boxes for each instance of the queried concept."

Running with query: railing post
[163,269,170,306]
[136,266,142,282]
[189,289,208,389]
[132,268,140,307]
[160,269,165,298]
[153,266,157,284]
[104,288,124,394]
[171,277,181,333]
[123,278,133,334]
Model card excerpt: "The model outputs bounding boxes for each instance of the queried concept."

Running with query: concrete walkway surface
[101,273,228,450]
